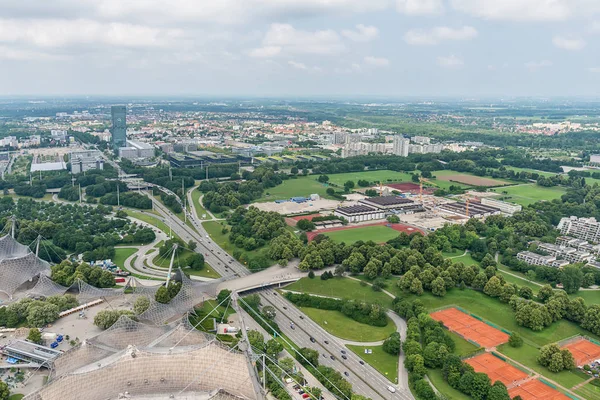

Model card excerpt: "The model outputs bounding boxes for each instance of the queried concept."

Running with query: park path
[572,377,595,390]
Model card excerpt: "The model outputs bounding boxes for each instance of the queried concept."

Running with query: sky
[0,0,599,97]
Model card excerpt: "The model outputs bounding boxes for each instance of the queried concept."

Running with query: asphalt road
[258,289,414,400]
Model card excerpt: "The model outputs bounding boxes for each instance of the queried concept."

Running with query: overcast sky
[1,0,599,97]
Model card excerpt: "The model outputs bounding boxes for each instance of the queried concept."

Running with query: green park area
[346,344,399,382]
[254,176,335,202]
[9,395,25,400]
[125,209,180,240]
[298,307,397,342]
[448,331,481,357]
[151,247,221,279]
[427,369,471,400]
[284,277,394,309]
[431,170,514,187]
[190,299,235,331]
[576,381,600,400]
[489,183,567,206]
[324,225,406,244]
[190,188,212,220]
[203,220,274,269]
[325,170,415,186]
[113,247,137,269]
[503,166,558,178]
[498,342,589,390]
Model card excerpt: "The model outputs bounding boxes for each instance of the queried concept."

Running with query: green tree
[247,330,265,350]
[217,289,232,304]
[508,332,523,348]
[27,328,42,344]
[279,357,295,374]
[472,272,488,290]
[0,381,9,400]
[188,253,205,270]
[297,347,319,367]
[561,349,576,370]
[133,296,150,314]
[410,278,424,296]
[560,265,583,294]
[537,285,554,303]
[263,306,276,320]
[318,175,329,183]
[27,303,60,327]
[382,332,401,355]
[548,352,564,373]
[487,381,510,400]
[431,277,447,297]
[483,276,503,298]
[93,310,135,330]
[480,253,496,269]
[265,339,283,358]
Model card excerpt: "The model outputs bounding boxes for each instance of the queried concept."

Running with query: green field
[575,381,600,400]
[346,344,399,382]
[450,254,480,266]
[113,247,137,270]
[431,170,514,187]
[405,290,598,347]
[299,307,397,342]
[449,331,481,357]
[190,299,235,331]
[151,248,221,279]
[324,225,405,244]
[191,188,212,220]
[497,342,587,389]
[125,209,180,240]
[325,170,415,186]
[503,167,559,178]
[254,176,336,202]
[202,220,273,269]
[489,184,567,206]
[284,277,394,309]
[9,395,24,400]
[427,368,471,400]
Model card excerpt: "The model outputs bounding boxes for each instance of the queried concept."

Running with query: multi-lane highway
[257,289,414,400]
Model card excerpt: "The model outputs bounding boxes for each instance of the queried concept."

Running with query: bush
[508,332,523,348]
[308,270,315,279]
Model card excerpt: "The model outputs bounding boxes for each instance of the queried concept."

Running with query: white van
[387,386,396,393]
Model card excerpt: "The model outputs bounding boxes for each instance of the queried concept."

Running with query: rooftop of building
[360,196,414,207]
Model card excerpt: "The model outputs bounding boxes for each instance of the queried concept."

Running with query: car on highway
[387,386,396,393]
[309,337,315,343]
[341,355,347,360]
[359,360,364,365]
[329,355,335,360]
[206,235,209,238]
[324,340,329,344]
[340,350,346,354]
[290,324,295,330]
[299,315,304,319]
[283,306,287,310]
[344,372,349,377]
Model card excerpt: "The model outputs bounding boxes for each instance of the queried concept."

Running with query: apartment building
[481,198,522,215]
[516,251,569,268]
[558,216,600,244]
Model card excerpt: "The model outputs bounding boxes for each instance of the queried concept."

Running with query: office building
[119,140,154,159]
[110,106,127,150]
[558,216,600,244]
[69,150,104,174]
[393,136,409,157]
[333,205,385,223]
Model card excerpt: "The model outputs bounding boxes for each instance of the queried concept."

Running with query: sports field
[325,170,415,186]
[561,338,600,366]
[489,184,567,206]
[430,307,509,348]
[465,353,528,386]
[254,176,335,202]
[508,379,569,400]
[432,170,513,187]
[317,223,421,244]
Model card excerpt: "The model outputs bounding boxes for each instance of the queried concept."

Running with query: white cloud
[525,60,552,71]
[341,24,379,42]
[0,45,63,61]
[437,55,463,68]
[403,26,477,45]
[552,36,586,51]
[396,0,444,15]
[450,0,572,21]
[0,18,182,49]
[590,21,600,33]
[364,56,390,67]
[250,23,344,57]
[288,60,308,70]
[588,67,600,73]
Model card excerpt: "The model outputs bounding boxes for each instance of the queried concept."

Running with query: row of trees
[284,292,388,327]
[51,260,116,288]
[228,206,286,251]
[0,295,78,328]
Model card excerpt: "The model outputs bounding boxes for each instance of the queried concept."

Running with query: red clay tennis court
[562,338,600,366]
[430,307,509,348]
[465,353,528,387]
[508,379,570,400]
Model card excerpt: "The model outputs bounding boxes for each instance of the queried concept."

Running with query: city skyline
[0,0,599,97]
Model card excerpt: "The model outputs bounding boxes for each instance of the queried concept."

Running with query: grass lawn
[299,307,396,342]
[503,167,558,178]
[450,254,480,266]
[254,176,336,202]
[324,225,403,244]
[191,188,212,220]
[498,270,542,293]
[443,249,464,258]
[9,395,24,400]
[449,331,481,357]
[405,290,598,347]
[113,247,137,269]
[151,248,220,279]
[432,170,514,187]
[497,342,587,389]
[125,209,180,240]
[488,184,567,206]
[575,381,600,400]
[284,277,394,309]
[346,344,399,382]
[427,368,471,400]
[202,220,274,269]
[190,299,235,331]
[325,170,415,186]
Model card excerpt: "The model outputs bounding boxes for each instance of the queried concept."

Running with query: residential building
[392,136,409,157]
[481,198,522,215]
[516,251,568,268]
[555,236,600,255]
[536,242,594,264]
[557,216,600,244]
[110,105,127,150]
[412,136,431,145]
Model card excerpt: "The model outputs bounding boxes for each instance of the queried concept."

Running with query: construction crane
[418,177,429,203]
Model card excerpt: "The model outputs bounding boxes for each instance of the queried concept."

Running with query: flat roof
[126,140,153,150]
[31,161,66,172]
[4,340,61,363]
[361,196,413,206]
[336,205,378,215]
